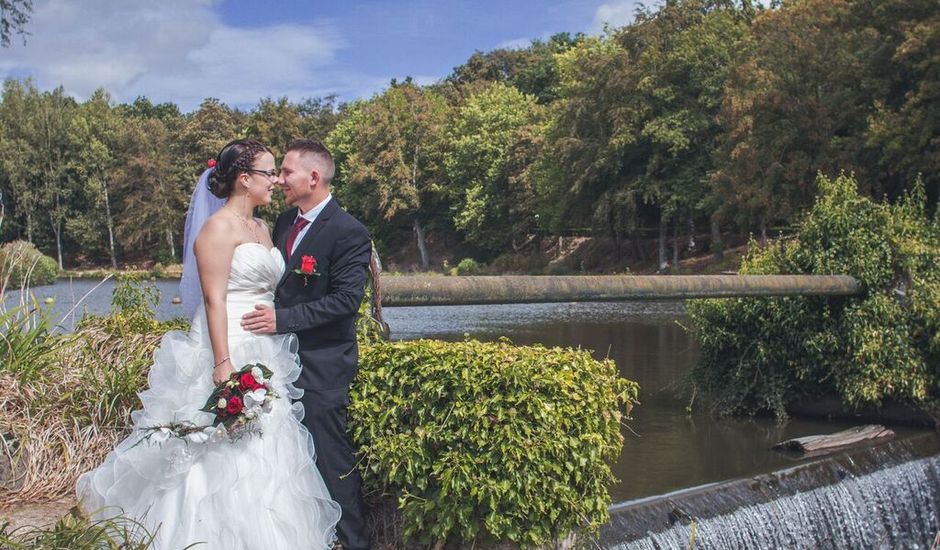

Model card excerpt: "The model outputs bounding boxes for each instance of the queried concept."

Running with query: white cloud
[591,1,639,34]
[0,0,356,111]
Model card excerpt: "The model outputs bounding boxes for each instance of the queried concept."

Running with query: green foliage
[446,33,584,104]
[456,257,480,275]
[349,338,638,547]
[3,0,939,273]
[0,240,59,287]
[327,83,451,268]
[538,1,749,243]
[0,512,161,550]
[688,173,940,418]
[445,83,542,252]
[0,301,62,381]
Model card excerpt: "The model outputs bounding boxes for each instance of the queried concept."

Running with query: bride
[76,140,341,549]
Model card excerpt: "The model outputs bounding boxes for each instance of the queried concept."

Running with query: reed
[0,510,167,549]
[1,277,181,504]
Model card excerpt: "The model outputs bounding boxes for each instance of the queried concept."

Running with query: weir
[599,433,940,549]
[378,274,860,306]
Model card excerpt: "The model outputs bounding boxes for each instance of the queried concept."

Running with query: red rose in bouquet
[239,372,260,391]
[226,395,244,415]
[134,363,278,446]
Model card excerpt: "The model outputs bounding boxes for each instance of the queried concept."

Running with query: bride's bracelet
[213,357,231,368]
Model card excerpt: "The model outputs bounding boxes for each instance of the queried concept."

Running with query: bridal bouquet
[137,363,279,446]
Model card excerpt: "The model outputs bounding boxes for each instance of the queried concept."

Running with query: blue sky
[0,0,640,111]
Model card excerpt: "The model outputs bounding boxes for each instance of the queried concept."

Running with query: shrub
[0,241,59,288]
[456,257,480,275]
[349,338,638,547]
[688,174,940,419]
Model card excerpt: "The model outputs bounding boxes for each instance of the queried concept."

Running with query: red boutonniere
[292,255,321,286]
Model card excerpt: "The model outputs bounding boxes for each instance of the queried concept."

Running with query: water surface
[5,279,926,502]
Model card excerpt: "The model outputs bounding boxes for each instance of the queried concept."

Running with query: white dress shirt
[289,194,332,256]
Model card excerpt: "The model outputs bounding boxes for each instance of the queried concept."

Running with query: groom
[242,139,372,550]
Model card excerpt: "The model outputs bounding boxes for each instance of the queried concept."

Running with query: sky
[0,0,640,112]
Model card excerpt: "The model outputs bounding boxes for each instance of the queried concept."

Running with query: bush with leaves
[688,173,940,419]
[0,241,59,287]
[456,257,480,275]
[349,338,638,547]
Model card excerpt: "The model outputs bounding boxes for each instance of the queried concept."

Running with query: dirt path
[0,498,75,532]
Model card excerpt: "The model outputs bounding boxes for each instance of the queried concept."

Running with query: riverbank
[54,243,748,281]
[60,263,182,280]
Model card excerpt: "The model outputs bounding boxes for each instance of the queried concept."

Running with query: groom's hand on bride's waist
[241,304,277,334]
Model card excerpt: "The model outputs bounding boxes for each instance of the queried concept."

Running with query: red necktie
[285,217,310,261]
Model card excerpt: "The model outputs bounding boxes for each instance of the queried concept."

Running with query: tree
[863,0,940,207]
[119,96,182,123]
[328,83,451,269]
[245,97,304,156]
[540,2,750,266]
[0,79,38,243]
[618,0,751,262]
[712,0,885,234]
[67,89,123,267]
[116,117,189,262]
[445,82,542,253]
[446,33,584,104]
[298,95,344,142]
[1,0,31,47]
[31,86,77,269]
[179,98,243,181]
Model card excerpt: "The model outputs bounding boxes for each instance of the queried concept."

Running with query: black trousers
[299,387,370,550]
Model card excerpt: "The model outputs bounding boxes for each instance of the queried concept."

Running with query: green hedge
[688,173,940,419]
[349,338,638,547]
[0,240,59,287]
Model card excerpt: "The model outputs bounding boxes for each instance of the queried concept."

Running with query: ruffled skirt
[76,318,341,549]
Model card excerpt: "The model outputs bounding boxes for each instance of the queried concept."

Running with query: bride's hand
[213,360,235,386]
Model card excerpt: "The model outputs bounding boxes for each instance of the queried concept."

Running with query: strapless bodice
[227,242,284,298]
[190,243,285,340]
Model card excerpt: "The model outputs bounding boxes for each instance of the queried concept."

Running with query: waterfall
[602,434,940,549]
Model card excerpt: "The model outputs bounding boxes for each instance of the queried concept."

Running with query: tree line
[1,0,936,271]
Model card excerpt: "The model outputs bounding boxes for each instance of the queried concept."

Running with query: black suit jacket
[273,199,371,390]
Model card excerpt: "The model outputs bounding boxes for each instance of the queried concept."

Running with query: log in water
[773,425,896,457]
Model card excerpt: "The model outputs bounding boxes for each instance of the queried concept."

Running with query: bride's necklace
[226,206,260,244]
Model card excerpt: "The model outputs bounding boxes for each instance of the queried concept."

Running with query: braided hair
[207,139,271,199]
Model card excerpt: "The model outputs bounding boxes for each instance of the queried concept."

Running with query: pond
[4,278,926,503]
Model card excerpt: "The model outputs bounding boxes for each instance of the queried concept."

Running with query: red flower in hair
[207,159,217,168]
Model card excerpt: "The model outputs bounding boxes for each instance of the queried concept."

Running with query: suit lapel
[278,199,339,288]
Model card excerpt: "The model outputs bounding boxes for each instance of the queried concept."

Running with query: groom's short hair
[286,139,335,184]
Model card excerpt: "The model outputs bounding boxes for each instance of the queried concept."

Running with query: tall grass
[1,274,184,503]
[0,301,63,381]
[0,511,172,549]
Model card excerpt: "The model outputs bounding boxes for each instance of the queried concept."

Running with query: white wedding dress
[77,243,341,549]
